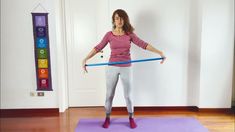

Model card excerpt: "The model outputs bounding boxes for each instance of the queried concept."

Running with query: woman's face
[114,14,124,28]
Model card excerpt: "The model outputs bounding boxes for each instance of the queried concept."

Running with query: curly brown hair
[112,9,134,34]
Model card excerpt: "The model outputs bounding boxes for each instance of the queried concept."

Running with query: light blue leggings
[105,66,133,114]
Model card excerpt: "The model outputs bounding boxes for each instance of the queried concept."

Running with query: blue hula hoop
[85,57,164,67]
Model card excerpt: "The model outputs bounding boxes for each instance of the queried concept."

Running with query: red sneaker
[102,117,110,128]
[129,117,137,129]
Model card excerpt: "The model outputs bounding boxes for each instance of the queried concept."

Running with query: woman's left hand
[160,53,166,64]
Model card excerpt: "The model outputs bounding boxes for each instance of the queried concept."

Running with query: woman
[82,9,166,129]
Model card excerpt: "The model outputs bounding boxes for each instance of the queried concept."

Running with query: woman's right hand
[82,59,88,73]
[82,48,98,73]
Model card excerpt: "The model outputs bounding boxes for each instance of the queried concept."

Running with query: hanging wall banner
[32,13,52,91]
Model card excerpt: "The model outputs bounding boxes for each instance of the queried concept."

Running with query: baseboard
[232,106,235,113]
[198,108,233,113]
[111,106,233,114]
[1,106,233,118]
[112,106,198,111]
[0,108,59,118]
[232,101,235,106]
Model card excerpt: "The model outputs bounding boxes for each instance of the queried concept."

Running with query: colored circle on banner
[35,16,46,26]
[38,59,48,68]
[38,68,48,78]
[37,49,48,59]
[36,37,47,48]
[36,27,46,37]
[39,78,48,88]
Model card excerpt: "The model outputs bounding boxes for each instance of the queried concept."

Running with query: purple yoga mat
[75,117,209,132]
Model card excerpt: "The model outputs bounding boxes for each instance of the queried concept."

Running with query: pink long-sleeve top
[94,31,148,67]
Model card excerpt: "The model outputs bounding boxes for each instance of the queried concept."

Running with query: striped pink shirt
[94,31,148,67]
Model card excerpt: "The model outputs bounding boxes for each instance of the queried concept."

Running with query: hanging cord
[31,3,48,13]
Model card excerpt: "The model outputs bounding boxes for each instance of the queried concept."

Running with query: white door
[66,0,110,106]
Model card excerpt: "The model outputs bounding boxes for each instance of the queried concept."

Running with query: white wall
[109,0,190,106]
[233,0,235,106]
[1,0,234,110]
[1,0,59,109]
[109,0,234,108]
[233,45,235,106]
[66,0,234,108]
[233,47,235,106]
[199,0,234,108]
[187,0,203,106]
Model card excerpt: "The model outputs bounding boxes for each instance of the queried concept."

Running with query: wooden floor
[0,107,234,132]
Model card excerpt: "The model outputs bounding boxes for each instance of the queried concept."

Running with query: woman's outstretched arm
[146,44,166,64]
[82,48,98,73]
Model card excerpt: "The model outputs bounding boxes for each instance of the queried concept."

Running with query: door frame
[54,0,71,112]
